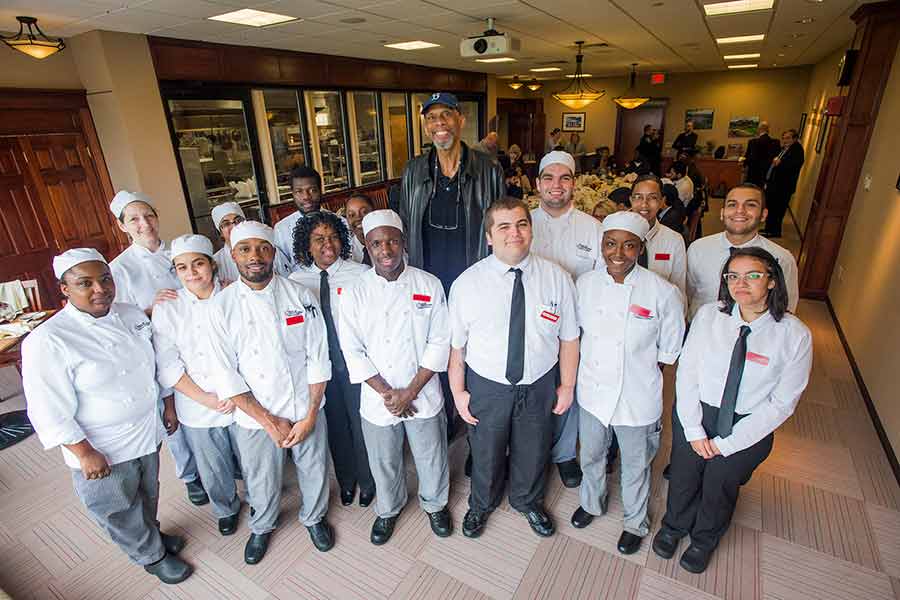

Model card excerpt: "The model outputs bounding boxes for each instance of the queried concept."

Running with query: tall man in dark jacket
[743,122,781,185]
[398,92,506,438]
[763,129,805,238]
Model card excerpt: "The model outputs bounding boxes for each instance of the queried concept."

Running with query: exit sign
[650,72,666,85]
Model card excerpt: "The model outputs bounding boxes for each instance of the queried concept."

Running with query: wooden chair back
[21,280,42,311]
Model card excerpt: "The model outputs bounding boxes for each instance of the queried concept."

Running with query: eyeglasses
[219,216,245,228]
[723,271,768,283]
[630,193,660,203]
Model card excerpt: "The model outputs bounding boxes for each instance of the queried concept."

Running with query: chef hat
[53,247,107,279]
[171,234,214,260]
[211,202,245,231]
[601,211,650,241]
[229,220,274,247]
[362,209,403,238]
[110,190,153,218]
[538,150,576,176]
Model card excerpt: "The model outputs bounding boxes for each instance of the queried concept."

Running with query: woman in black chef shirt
[652,247,812,574]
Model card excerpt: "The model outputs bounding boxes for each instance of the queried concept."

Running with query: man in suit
[659,182,686,236]
[763,129,805,238]
[743,122,781,186]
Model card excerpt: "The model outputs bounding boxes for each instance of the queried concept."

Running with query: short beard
[432,134,456,151]
[238,262,274,284]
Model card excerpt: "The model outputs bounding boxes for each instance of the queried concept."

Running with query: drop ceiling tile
[705,11,772,37]
[0,1,107,36]
[360,0,455,20]
[259,0,349,19]
[147,17,249,40]
[138,0,228,19]
[308,8,393,26]
[78,8,194,33]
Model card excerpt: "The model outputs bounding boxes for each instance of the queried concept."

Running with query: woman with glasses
[652,247,812,574]
[211,202,246,283]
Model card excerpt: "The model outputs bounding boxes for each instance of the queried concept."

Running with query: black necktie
[638,247,648,268]
[505,268,525,385]
[319,270,346,372]
[717,325,751,437]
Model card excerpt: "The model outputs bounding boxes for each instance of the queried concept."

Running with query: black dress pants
[661,403,773,552]
[765,188,791,235]
[324,366,375,495]
[466,366,557,513]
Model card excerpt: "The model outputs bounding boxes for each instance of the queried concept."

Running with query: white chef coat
[339,264,450,427]
[675,176,694,207]
[22,302,163,469]
[531,205,604,279]
[109,241,182,312]
[676,302,812,457]
[644,220,687,296]
[152,282,232,429]
[576,266,685,427]
[273,209,350,273]
[449,253,579,385]
[206,275,331,429]
[289,258,370,341]
[686,232,799,320]
[349,235,367,264]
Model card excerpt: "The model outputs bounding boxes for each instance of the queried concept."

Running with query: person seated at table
[652,247,812,574]
[23,248,192,585]
[565,133,586,158]
[609,187,632,212]
[505,167,525,199]
[508,144,526,172]
[624,152,651,177]
[591,199,618,222]
[666,161,694,208]
[594,146,616,176]
[659,182,686,236]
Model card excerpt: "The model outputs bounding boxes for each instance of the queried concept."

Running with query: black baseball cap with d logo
[421,92,460,114]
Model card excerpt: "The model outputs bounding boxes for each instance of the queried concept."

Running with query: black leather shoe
[160,532,185,555]
[570,506,594,529]
[340,488,355,506]
[370,516,397,545]
[523,509,555,537]
[464,452,472,478]
[556,459,582,488]
[244,532,270,564]
[185,480,209,506]
[427,507,453,537]
[680,544,713,574]
[359,489,375,507]
[218,513,239,536]
[144,553,192,584]
[652,528,683,559]
[462,510,488,538]
[307,521,335,552]
[662,464,671,480]
[617,531,643,555]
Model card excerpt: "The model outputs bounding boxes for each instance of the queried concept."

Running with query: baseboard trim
[826,297,900,487]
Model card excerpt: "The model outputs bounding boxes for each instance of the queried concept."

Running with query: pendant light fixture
[552,41,605,109]
[508,76,524,91]
[1,16,65,59]
[526,78,543,91]
[613,63,650,110]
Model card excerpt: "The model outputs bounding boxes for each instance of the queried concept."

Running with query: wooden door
[614,105,664,168]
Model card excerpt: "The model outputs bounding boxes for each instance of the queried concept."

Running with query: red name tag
[655,253,671,261]
[540,311,560,322]
[337,287,342,295]
[413,294,431,302]
[746,351,769,366]
[629,304,651,318]
[285,315,304,326]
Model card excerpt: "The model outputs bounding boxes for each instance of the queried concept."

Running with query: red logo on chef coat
[746,351,769,366]
[540,311,560,322]
[413,294,431,302]
[337,287,343,295]
[285,315,305,326]
[629,304,652,319]
[655,253,671,261]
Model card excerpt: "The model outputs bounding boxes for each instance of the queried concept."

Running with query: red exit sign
[650,72,666,85]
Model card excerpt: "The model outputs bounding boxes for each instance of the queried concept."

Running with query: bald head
[758,121,769,134]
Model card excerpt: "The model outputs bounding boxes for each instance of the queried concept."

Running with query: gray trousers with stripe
[181,424,241,519]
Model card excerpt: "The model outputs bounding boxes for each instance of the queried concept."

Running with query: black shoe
[359,489,375,507]
[144,553,192,584]
[464,453,472,478]
[307,521,334,552]
[244,532,270,564]
[556,459,582,488]
[652,528,683,559]
[522,509,555,537]
[662,464,671,480]
[185,480,209,506]
[570,506,594,529]
[679,544,713,574]
[462,510,488,539]
[160,532,185,555]
[370,516,397,545]
[617,531,643,555]
[218,513,239,536]
[427,507,453,537]
[340,488,355,506]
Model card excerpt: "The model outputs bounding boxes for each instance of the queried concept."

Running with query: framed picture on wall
[727,115,759,137]
[561,112,586,132]
[816,115,831,153]
[685,108,714,130]
[798,112,808,137]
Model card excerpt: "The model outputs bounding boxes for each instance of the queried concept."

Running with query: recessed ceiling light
[723,53,761,60]
[795,17,815,24]
[475,57,517,63]
[530,67,561,72]
[566,73,593,78]
[340,17,366,24]
[208,8,296,27]
[728,63,758,69]
[651,1,665,6]
[383,40,440,50]
[716,34,765,44]
[704,0,774,16]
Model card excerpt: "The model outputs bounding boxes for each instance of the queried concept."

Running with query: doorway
[497,98,544,160]
[614,100,667,172]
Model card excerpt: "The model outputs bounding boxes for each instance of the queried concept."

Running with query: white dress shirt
[686,232,799,320]
[531,205,604,279]
[349,235,367,264]
[23,303,163,469]
[676,303,812,457]
[289,258,370,341]
[644,220,687,296]
[152,282,232,429]
[675,176,694,207]
[450,253,578,385]
[206,275,331,429]
[109,241,182,311]
[339,265,450,427]
[273,210,349,273]
[576,266,685,427]
[214,245,240,284]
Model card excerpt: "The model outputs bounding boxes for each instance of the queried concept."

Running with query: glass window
[412,93,480,156]
[304,90,349,193]
[381,92,410,178]
[348,91,383,186]
[260,89,305,203]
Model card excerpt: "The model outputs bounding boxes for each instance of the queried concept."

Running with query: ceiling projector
[460,18,520,58]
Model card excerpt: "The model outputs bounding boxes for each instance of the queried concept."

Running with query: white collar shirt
[675,176,694,207]
[109,241,182,311]
[576,266,685,427]
[22,303,163,468]
[289,258,370,342]
[644,220,687,296]
[449,253,579,385]
[214,245,240,284]
[339,265,450,426]
[531,205,604,279]
[205,275,331,429]
[676,303,812,457]
[273,210,349,273]
[686,232,799,320]
[349,235,366,264]
[151,282,232,428]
